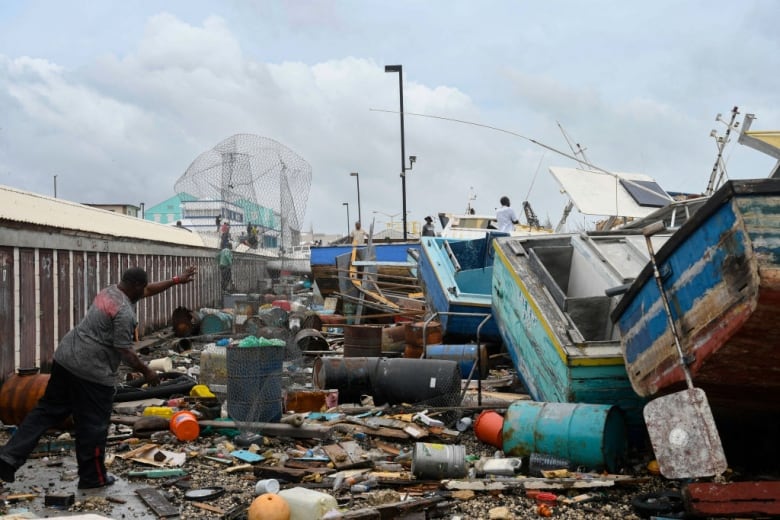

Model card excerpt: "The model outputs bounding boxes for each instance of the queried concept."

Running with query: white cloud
[0,2,778,235]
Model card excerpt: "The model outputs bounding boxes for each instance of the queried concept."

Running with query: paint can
[411,442,467,479]
[502,401,627,473]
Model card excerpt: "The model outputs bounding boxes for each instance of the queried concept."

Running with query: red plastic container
[474,410,504,448]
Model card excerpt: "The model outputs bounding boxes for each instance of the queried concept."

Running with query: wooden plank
[136,487,179,518]
[323,441,371,470]
[684,481,780,516]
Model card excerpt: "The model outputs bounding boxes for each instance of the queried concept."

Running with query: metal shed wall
[0,224,268,385]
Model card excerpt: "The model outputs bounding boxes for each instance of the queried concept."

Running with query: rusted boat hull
[612,179,780,411]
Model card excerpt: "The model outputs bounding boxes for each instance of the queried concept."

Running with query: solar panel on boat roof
[619,179,671,207]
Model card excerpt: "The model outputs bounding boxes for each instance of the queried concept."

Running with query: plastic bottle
[482,457,523,476]
[277,487,338,520]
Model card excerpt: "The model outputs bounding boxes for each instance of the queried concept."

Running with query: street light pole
[350,172,361,224]
[384,64,407,241]
[342,202,350,237]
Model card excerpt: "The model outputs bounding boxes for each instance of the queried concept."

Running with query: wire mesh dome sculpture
[174,134,312,250]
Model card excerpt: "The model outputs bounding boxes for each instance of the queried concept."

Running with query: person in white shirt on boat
[421,216,436,237]
[350,221,368,244]
[495,196,520,233]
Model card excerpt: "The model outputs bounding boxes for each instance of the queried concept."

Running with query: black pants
[220,265,232,291]
[0,361,114,487]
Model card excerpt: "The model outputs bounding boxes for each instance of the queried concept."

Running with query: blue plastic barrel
[501,401,627,473]
[200,312,233,334]
[425,344,488,379]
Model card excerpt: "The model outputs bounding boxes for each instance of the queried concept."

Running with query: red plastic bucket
[170,410,200,441]
[474,410,504,448]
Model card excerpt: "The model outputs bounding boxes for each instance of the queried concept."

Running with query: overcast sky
[1,1,778,236]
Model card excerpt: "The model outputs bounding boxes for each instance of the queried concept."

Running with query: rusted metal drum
[313,356,380,403]
[294,328,329,352]
[0,368,49,425]
[343,325,383,357]
[171,306,201,338]
[502,401,627,473]
[381,325,407,355]
[257,307,288,328]
[403,344,424,359]
[237,316,264,335]
[405,321,443,348]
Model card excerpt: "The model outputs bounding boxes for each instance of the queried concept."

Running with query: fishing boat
[310,241,420,299]
[611,178,780,412]
[416,233,506,343]
[491,229,660,433]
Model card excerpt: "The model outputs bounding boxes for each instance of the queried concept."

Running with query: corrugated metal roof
[0,184,206,247]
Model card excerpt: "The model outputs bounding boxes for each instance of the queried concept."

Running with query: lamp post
[350,172,361,224]
[384,64,408,240]
[342,202,350,236]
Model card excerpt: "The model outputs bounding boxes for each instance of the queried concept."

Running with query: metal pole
[53,175,57,198]
[342,202,350,236]
[385,65,407,241]
[351,172,361,224]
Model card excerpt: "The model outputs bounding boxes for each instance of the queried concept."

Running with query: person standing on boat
[422,216,436,237]
[0,266,197,489]
[495,196,520,233]
[350,221,367,244]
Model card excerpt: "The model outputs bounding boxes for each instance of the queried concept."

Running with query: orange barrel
[404,321,443,348]
[170,410,200,441]
[403,344,424,359]
[343,325,383,357]
[0,368,50,425]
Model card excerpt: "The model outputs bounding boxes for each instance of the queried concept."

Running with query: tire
[114,372,197,402]
[631,490,685,518]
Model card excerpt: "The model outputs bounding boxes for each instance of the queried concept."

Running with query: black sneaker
[77,474,116,489]
[0,460,15,483]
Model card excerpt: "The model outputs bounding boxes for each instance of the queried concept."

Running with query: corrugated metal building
[0,184,269,383]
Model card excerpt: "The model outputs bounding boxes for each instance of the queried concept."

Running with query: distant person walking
[350,221,368,245]
[218,244,233,291]
[421,216,436,237]
[220,220,231,249]
[495,196,520,233]
[0,266,197,489]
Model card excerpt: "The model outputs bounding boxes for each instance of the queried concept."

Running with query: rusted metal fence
[0,233,268,385]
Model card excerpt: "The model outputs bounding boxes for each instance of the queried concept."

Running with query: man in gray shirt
[0,265,197,489]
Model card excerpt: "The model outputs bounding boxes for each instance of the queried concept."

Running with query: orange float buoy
[248,493,290,520]
[474,410,505,449]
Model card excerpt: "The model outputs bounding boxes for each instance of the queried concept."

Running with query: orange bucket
[474,410,504,448]
[170,410,200,441]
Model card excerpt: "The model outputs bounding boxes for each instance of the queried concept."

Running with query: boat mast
[554,122,592,232]
[705,106,740,196]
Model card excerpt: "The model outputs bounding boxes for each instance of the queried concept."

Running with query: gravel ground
[0,346,756,520]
